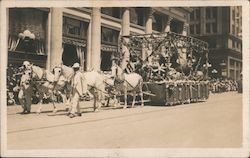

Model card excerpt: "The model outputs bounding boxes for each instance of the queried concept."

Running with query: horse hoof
[113,103,117,107]
[123,106,127,109]
[36,111,41,114]
[94,109,99,112]
[53,109,57,114]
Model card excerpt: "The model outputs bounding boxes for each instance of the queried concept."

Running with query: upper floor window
[190,24,200,35]
[212,23,217,33]
[206,23,211,33]
[152,12,164,32]
[196,9,201,19]
[190,25,194,34]
[206,8,211,19]
[129,7,146,26]
[101,7,121,19]
[190,11,194,20]
[190,8,200,21]
[63,17,88,39]
[101,26,120,45]
[196,24,201,34]
[212,7,217,18]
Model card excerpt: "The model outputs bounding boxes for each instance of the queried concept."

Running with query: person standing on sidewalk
[237,73,243,93]
[68,63,85,118]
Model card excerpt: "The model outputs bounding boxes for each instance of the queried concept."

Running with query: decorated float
[117,31,210,105]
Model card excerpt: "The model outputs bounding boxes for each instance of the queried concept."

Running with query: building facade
[189,6,242,81]
[8,7,191,72]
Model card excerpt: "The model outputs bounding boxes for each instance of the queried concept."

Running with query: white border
[1,0,249,157]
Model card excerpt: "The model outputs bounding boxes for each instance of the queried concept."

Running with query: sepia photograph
[0,0,249,157]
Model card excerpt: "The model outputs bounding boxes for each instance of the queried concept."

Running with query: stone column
[50,8,63,70]
[234,60,237,80]
[142,8,154,60]
[145,8,153,34]
[164,16,173,32]
[121,7,130,69]
[86,21,92,71]
[227,57,230,78]
[46,9,52,70]
[200,8,206,34]
[91,7,101,71]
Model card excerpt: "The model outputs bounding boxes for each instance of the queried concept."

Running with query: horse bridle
[53,66,63,78]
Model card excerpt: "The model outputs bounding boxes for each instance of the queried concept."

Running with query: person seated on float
[150,54,161,81]
[124,60,134,74]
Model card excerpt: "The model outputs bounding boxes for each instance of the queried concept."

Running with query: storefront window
[101,26,119,71]
[8,8,48,55]
[62,17,88,69]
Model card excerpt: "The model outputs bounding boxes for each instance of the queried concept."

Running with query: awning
[63,37,86,47]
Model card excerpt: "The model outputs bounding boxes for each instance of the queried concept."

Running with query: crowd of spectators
[7,64,22,105]
[209,78,240,93]
[6,64,52,105]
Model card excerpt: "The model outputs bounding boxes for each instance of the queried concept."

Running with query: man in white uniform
[18,62,33,114]
[68,63,84,118]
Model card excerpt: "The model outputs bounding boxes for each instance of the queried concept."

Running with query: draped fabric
[8,36,20,51]
[35,39,45,55]
[62,43,65,57]
[76,46,84,69]
[8,35,46,55]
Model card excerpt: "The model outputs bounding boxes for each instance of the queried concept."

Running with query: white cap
[72,63,80,68]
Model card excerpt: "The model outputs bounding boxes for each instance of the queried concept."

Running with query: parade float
[117,31,210,105]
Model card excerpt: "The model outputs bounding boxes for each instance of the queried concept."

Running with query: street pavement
[7,91,242,149]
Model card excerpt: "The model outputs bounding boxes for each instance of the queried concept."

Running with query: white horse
[111,64,144,108]
[25,65,70,114]
[53,65,107,112]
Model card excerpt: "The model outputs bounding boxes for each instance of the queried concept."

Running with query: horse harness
[113,65,140,90]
